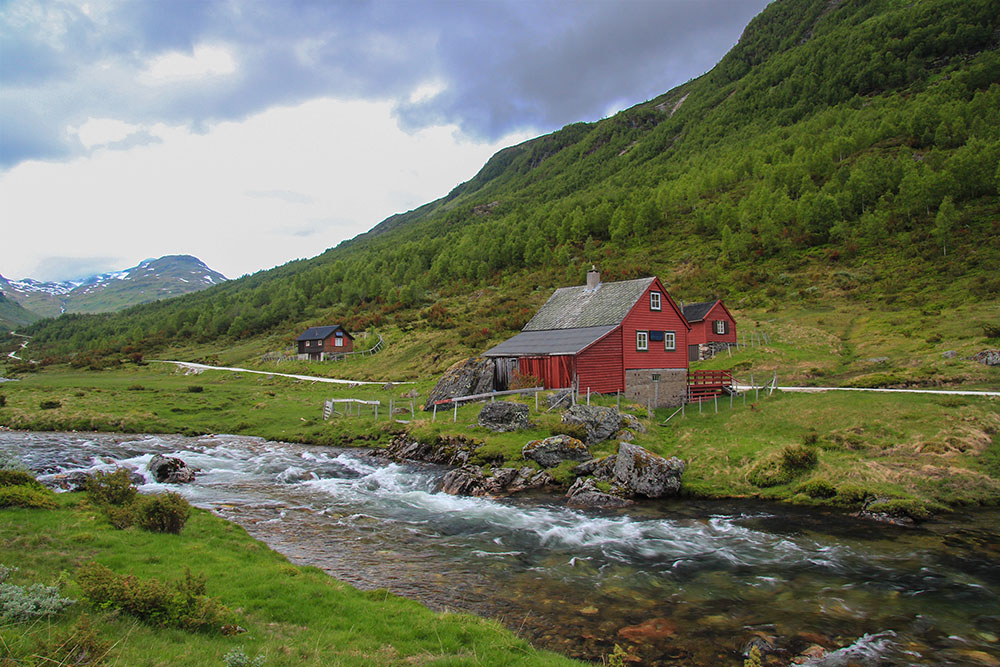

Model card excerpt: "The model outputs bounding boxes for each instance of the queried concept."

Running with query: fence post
[647,395,652,420]
[375,401,378,421]
[730,391,734,409]
[433,403,437,421]
[715,395,718,413]
[410,400,414,419]
[682,401,685,418]
[587,387,591,405]
[535,392,539,412]
[454,401,458,422]
[617,391,621,410]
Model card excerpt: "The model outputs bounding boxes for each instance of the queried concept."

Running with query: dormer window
[650,291,661,311]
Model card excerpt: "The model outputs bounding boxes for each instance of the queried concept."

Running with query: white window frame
[650,291,661,311]
[714,320,727,335]
[636,330,648,351]
[664,331,676,351]
[335,337,344,347]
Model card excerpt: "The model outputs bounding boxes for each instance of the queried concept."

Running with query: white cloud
[0,97,534,281]
[73,117,141,148]
[139,44,238,84]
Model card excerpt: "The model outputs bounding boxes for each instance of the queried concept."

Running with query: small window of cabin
[650,291,661,311]
[664,331,676,351]
[335,337,343,347]
[714,320,727,335]
[636,331,648,351]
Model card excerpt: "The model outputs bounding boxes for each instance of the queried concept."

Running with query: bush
[0,565,75,622]
[86,468,138,508]
[187,385,204,393]
[135,492,191,534]
[39,400,62,410]
[983,322,1000,339]
[0,469,45,490]
[780,444,818,471]
[76,562,230,631]
[0,394,5,407]
[796,478,837,499]
[224,646,267,667]
[747,457,792,488]
[0,485,57,509]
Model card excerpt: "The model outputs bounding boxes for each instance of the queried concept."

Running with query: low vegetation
[0,494,578,666]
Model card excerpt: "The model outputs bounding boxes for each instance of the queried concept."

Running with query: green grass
[0,495,579,666]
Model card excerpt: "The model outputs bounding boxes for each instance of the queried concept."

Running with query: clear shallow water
[3,431,999,666]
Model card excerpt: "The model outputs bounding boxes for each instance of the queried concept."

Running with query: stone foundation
[623,369,687,408]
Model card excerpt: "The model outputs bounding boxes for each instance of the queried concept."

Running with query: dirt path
[738,384,1000,397]
[152,360,410,385]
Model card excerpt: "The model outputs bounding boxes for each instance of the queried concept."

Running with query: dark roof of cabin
[682,301,717,323]
[296,325,352,341]
[483,325,617,357]
[523,277,655,331]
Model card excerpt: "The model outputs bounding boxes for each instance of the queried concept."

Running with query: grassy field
[0,494,580,666]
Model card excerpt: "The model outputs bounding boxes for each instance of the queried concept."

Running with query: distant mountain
[0,255,227,318]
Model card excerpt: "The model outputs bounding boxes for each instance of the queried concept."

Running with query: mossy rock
[796,478,837,499]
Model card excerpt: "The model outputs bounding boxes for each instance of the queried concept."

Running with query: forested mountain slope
[9,0,999,362]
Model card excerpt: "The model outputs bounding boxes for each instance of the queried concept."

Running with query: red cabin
[484,269,691,408]
[296,325,354,361]
[682,300,737,361]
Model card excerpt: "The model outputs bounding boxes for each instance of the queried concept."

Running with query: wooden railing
[687,369,736,402]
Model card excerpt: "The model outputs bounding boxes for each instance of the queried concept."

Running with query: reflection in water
[3,431,999,666]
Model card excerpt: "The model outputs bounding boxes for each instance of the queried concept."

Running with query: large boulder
[613,442,684,498]
[561,405,624,445]
[478,402,531,432]
[440,465,553,497]
[379,434,481,467]
[522,435,593,469]
[424,356,495,410]
[972,349,1000,366]
[565,477,633,509]
[147,454,196,484]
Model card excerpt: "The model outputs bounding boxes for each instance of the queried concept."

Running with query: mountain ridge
[0,255,227,321]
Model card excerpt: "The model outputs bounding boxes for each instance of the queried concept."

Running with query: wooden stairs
[688,370,737,403]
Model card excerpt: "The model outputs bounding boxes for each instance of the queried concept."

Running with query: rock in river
[147,454,196,484]
[613,442,684,498]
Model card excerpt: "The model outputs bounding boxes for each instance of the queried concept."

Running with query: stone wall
[623,368,687,408]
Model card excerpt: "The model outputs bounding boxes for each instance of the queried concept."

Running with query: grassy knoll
[0,494,579,666]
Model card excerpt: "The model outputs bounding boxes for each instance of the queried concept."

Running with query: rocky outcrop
[147,454,196,484]
[565,477,633,508]
[561,405,623,445]
[522,435,593,468]
[546,389,573,409]
[424,356,495,410]
[440,465,554,497]
[613,442,684,498]
[379,434,482,467]
[972,349,1000,366]
[478,402,531,432]
[573,455,617,480]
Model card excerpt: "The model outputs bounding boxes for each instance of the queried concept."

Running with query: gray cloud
[31,256,123,282]
[0,0,770,168]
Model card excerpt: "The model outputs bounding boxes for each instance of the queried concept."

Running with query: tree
[934,196,957,257]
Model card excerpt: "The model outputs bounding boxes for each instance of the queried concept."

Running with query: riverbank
[0,489,579,666]
[1,364,998,518]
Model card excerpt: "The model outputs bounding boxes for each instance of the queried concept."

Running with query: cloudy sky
[1,0,769,282]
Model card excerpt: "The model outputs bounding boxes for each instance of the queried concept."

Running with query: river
[2,431,998,666]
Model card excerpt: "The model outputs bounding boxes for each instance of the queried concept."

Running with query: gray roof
[483,326,617,357]
[682,301,717,323]
[523,277,655,331]
[296,325,351,341]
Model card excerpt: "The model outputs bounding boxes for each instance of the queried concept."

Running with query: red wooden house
[484,269,691,407]
[682,300,737,361]
[296,325,354,361]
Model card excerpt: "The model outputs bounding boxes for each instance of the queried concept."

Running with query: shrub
[76,562,230,631]
[224,646,267,667]
[780,444,818,471]
[983,322,1000,339]
[86,468,138,508]
[0,485,57,509]
[39,400,62,410]
[0,565,75,622]
[509,371,543,390]
[834,483,871,506]
[747,457,792,488]
[796,478,837,499]
[187,385,204,393]
[0,469,45,490]
[128,384,146,391]
[135,492,191,534]
[0,394,5,407]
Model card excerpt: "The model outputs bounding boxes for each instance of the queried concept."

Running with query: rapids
[2,431,998,665]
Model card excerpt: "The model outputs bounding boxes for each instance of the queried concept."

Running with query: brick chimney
[586,265,600,290]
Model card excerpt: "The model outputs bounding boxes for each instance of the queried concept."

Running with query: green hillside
[6,0,1000,376]
[0,292,40,330]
